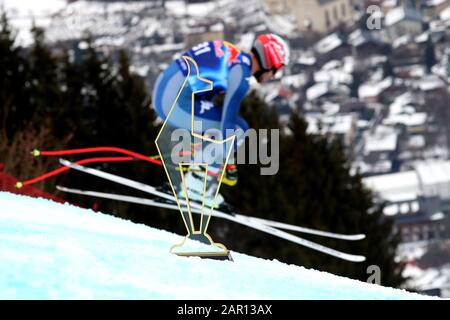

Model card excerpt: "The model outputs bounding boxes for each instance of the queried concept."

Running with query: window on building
[400,203,410,214]
[333,6,338,20]
[342,4,346,17]
[325,10,331,28]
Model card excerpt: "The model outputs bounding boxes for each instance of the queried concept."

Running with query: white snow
[0,192,431,299]
[415,32,429,43]
[0,0,67,46]
[364,125,398,153]
[315,33,342,54]
[414,161,450,198]
[416,76,445,91]
[392,34,411,48]
[363,171,420,203]
[427,0,446,6]
[385,7,421,27]
[408,135,426,149]
[389,92,415,115]
[165,1,217,17]
[306,82,330,101]
[297,54,316,66]
[383,112,427,127]
[359,77,393,100]
[431,212,445,221]
[385,7,407,27]
[314,69,353,85]
[440,6,450,21]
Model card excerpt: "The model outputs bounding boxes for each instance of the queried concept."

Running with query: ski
[56,185,365,241]
[59,158,366,262]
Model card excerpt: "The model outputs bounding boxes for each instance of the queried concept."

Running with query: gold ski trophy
[155,56,235,261]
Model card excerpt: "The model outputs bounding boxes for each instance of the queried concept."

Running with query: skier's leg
[152,61,195,191]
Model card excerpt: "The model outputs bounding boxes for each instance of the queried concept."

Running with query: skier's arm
[220,64,251,139]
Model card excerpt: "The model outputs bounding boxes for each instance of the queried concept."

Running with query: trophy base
[174,250,233,261]
[170,233,233,261]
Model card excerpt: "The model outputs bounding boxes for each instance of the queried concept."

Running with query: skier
[152,34,289,207]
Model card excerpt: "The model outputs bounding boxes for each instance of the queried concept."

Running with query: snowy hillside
[0,192,430,299]
[0,0,67,46]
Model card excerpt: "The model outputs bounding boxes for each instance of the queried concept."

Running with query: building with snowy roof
[184,21,225,47]
[305,113,357,147]
[384,6,423,41]
[358,77,393,103]
[361,125,400,174]
[370,160,450,207]
[440,5,450,24]
[363,160,450,244]
[280,0,354,33]
[424,0,450,18]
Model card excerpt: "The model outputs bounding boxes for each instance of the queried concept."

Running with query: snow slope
[0,192,431,299]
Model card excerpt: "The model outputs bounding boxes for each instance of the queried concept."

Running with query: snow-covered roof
[306,82,330,101]
[342,56,355,74]
[408,135,426,149]
[383,112,427,127]
[264,14,298,37]
[322,101,340,115]
[348,29,383,47]
[385,7,422,27]
[368,55,388,66]
[166,0,217,17]
[236,33,255,51]
[427,0,447,6]
[282,74,307,88]
[129,65,150,77]
[329,114,355,134]
[322,60,341,70]
[440,6,450,21]
[348,29,366,47]
[141,43,185,54]
[305,113,355,136]
[415,75,446,91]
[403,64,427,78]
[392,34,411,48]
[359,77,393,99]
[314,69,353,85]
[297,54,317,66]
[414,160,450,189]
[415,32,429,43]
[363,170,420,202]
[357,119,370,129]
[364,125,398,153]
[315,33,343,54]
[382,0,398,8]
[389,92,415,115]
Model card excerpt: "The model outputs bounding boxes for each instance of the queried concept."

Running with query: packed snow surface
[0,192,430,299]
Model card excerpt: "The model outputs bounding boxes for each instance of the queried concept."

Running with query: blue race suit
[152,40,252,151]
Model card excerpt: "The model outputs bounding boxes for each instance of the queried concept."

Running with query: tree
[0,11,30,139]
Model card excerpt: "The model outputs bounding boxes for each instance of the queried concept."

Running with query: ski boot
[222,164,238,187]
[179,169,224,209]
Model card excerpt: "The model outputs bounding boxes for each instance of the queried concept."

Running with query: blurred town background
[1,0,450,297]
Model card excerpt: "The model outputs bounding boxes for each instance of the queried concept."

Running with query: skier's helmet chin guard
[251,33,290,75]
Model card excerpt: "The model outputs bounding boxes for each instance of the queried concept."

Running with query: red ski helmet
[251,33,290,73]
